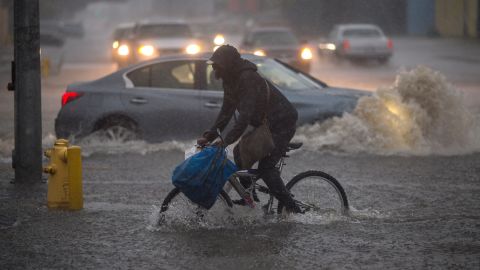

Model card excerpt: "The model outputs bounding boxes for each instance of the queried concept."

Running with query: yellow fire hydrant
[43,139,83,210]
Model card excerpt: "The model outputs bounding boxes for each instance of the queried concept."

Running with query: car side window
[127,61,196,89]
[127,66,150,87]
[206,64,223,91]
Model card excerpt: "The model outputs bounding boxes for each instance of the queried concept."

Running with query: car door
[121,60,202,141]
[196,61,225,132]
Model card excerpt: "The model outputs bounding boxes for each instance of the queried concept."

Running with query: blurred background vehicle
[318,24,393,64]
[112,20,205,68]
[40,31,65,76]
[240,27,313,73]
[111,22,135,65]
[41,20,85,39]
[55,53,367,142]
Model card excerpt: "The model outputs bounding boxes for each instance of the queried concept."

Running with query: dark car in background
[55,53,367,142]
[240,27,313,73]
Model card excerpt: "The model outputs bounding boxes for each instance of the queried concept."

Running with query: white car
[114,21,204,67]
[318,24,393,64]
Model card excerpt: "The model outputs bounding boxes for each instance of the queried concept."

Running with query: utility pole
[10,0,42,184]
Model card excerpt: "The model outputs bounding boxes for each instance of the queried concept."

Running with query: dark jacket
[208,59,298,145]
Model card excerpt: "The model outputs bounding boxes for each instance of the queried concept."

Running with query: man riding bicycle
[197,45,303,213]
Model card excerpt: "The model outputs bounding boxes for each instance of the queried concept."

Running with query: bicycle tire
[277,170,349,214]
[160,187,233,213]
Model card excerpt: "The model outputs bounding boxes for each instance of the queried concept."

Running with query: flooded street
[1,2,480,268]
[1,149,479,269]
[1,43,480,268]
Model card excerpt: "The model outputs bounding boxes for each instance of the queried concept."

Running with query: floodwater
[1,4,480,267]
[1,149,479,269]
[1,67,480,269]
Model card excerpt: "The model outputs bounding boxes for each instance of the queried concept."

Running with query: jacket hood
[209,45,257,83]
[235,59,257,74]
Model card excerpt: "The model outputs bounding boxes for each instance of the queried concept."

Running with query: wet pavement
[1,149,479,269]
[1,16,480,268]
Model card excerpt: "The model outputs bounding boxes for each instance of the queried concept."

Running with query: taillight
[61,91,83,107]
[342,39,350,51]
[387,39,393,49]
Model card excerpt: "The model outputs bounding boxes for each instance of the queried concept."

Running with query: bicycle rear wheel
[277,170,349,215]
[158,188,233,224]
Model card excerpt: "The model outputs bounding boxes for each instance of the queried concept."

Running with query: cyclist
[197,45,303,213]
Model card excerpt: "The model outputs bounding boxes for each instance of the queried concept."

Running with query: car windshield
[136,24,193,39]
[343,28,382,38]
[252,58,322,91]
[113,27,132,39]
[251,31,299,47]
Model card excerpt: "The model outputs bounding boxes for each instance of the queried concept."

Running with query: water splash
[295,66,480,155]
[76,133,190,157]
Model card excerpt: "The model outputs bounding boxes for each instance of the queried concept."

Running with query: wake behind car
[318,24,393,64]
[112,21,204,68]
[240,27,313,73]
[55,53,368,142]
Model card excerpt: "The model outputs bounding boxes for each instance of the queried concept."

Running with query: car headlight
[213,34,225,46]
[253,49,266,56]
[318,43,336,50]
[138,45,155,56]
[186,44,201,55]
[301,47,313,60]
[326,43,336,50]
[112,40,119,49]
[117,44,130,56]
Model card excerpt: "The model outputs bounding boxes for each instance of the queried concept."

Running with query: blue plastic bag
[172,146,237,209]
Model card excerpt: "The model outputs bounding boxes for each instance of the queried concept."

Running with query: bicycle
[158,142,350,221]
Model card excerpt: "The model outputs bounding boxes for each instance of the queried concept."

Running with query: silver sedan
[318,24,393,64]
[55,53,368,142]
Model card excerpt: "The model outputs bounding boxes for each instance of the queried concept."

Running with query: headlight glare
[214,34,225,46]
[138,45,155,56]
[112,41,119,49]
[301,47,313,60]
[253,50,266,56]
[117,44,130,56]
[186,44,201,55]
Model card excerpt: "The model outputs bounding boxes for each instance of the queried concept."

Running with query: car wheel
[95,116,139,142]
[103,125,137,141]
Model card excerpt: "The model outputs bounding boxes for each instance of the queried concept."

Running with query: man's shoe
[232,199,246,206]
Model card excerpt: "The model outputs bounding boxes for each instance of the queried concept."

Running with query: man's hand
[196,137,209,147]
[212,140,225,148]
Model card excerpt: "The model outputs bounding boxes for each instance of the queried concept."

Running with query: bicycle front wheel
[159,188,233,222]
[277,170,349,215]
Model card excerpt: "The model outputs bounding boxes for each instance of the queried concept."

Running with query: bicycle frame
[225,154,288,213]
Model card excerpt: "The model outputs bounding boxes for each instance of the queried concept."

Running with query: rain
[1,0,480,269]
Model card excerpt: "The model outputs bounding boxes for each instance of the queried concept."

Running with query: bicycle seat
[287,142,303,151]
